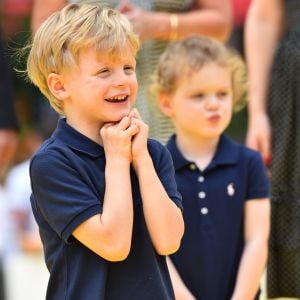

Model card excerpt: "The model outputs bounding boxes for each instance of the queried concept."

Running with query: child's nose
[206,95,219,109]
[112,70,128,87]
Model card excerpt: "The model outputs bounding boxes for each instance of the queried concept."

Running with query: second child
[154,36,270,300]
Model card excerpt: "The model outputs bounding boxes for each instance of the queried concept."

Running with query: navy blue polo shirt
[30,118,182,300]
[167,134,269,300]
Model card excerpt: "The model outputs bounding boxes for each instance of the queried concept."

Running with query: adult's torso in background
[267,0,300,297]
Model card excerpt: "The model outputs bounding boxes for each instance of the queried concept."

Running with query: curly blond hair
[152,36,248,112]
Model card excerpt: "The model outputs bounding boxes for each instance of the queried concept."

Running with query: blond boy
[27,4,184,299]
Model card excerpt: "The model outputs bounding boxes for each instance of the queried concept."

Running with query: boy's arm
[130,110,184,255]
[31,148,133,261]
[30,117,138,262]
[72,158,133,262]
[231,198,270,300]
[72,118,138,261]
[134,153,184,255]
[167,257,196,300]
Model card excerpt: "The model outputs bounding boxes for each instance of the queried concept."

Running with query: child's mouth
[208,114,221,122]
[105,95,128,103]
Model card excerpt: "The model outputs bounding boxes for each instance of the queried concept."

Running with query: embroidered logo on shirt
[227,183,235,196]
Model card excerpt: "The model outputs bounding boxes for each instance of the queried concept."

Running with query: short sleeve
[150,141,183,210]
[246,152,270,200]
[30,151,102,242]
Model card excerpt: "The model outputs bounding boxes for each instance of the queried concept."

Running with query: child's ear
[157,93,173,117]
[47,73,69,100]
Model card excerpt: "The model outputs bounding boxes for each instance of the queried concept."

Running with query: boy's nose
[112,70,128,87]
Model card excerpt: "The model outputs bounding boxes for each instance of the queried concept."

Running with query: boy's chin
[108,112,131,123]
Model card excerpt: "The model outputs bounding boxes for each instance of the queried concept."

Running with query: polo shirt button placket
[197,174,208,214]
[198,191,206,199]
[198,176,205,183]
[189,163,197,171]
[200,207,209,215]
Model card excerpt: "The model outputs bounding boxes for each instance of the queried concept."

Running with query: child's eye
[97,68,110,77]
[217,91,228,98]
[124,65,135,74]
[193,93,205,100]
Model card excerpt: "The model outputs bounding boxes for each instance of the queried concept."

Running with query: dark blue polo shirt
[167,134,269,300]
[30,118,182,300]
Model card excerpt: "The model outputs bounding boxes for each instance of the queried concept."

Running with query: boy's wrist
[106,157,131,169]
[132,152,152,173]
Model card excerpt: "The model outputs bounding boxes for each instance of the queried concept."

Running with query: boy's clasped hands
[101,108,149,167]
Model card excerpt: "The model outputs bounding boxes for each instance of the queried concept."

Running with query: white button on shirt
[198,176,205,182]
[198,191,206,199]
[200,207,209,215]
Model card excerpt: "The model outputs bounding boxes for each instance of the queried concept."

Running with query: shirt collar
[53,118,104,158]
[166,134,239,172]
[166,135,189,170]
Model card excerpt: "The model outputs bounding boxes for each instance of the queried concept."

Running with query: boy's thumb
[128,108,140,119]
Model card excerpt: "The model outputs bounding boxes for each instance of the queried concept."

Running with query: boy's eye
[124,65,135,74]
[97,68,110,76]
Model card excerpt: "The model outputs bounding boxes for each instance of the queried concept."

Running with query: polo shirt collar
[167,134,239,172]
[166,135,189,171]
[53,118,104,158]
[209,134,239,169]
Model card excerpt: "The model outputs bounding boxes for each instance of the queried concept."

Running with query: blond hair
[153,36,247,112]
[27,3,140,115]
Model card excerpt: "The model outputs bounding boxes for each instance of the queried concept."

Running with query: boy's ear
[47,73,69,100]
[157,93,173,117]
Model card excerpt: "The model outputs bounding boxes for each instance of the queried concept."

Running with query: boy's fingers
[128,108,141,119]
[117,116,131,130]
[127,122,139,136]
[102,122,115,128]
[130,117,144,128]
[100,123,116,136]
[131,117,148,128]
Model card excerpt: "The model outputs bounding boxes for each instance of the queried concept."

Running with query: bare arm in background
[31,0,67,33]
[32,0,232,41]
[118,0,232,42]
[245,0,284,161]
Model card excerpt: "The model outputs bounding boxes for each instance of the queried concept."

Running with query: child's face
[60,46,137,126]
[163,62,232,140]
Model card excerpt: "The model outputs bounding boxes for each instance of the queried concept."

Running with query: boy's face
[60,46,137,127]
[163,62,232,141]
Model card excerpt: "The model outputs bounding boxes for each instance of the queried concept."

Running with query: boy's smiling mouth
[105,95,129,103]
